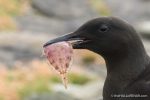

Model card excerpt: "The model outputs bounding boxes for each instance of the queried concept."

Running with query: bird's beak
[43,32,90,49]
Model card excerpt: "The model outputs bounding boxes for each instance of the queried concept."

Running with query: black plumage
[44,17,150,100]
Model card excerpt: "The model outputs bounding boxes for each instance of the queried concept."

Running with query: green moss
[50,75,62,83]
[17,72,93,99]
[90,0,111,16]
[68,73,92,85]
[6,73,14,82]
[18,78,51,99]
[0,95,4,100]
[0,0,26,30]
[0,0,23,16]
[82,55,96,64]
[50,73,92,85]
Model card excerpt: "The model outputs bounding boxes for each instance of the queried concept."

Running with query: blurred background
[0,0,150,100]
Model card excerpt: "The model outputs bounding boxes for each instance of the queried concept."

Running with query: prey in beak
[43,32,90,89]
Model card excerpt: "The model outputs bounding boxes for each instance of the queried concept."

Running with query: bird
[43,17,150,100]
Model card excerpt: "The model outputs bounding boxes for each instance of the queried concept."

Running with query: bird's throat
[103,42,150,88]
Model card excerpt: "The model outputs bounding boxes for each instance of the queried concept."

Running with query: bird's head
[43,17,142,59]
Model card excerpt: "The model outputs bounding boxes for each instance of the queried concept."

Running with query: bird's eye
[98,25,109,32]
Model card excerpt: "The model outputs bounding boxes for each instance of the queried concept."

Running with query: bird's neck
[104,41,149,83]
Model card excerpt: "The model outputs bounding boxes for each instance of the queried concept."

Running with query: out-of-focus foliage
[0,0,28,30]
[18,78,52,99]
[82,55,96,65]
[0,0,21,16]
[0,60,95,100]
[68,73,92,85]
[0,15,16,30]
[90,0,110,15]
[50,73,93,85]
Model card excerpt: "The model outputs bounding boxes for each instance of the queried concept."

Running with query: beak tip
[43,43,48,48]
[43,40,53,48]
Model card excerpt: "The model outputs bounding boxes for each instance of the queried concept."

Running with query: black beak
[43,32,89,49]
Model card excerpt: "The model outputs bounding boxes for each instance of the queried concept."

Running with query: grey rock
[136,21,150,39]
[25,92,78,100]
[0,45,38,66]
[16,15,69,34]
[52,81,103,100]
[0,32,55,66]
[105,0,150,24]
[16,0,99,34]
[16,15,91,35]
[31,0,97,19]
[143,39,150,56]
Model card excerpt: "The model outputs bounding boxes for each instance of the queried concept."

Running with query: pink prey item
[44,41,73,88]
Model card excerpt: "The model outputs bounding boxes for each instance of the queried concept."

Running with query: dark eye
[99,25,109,32]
